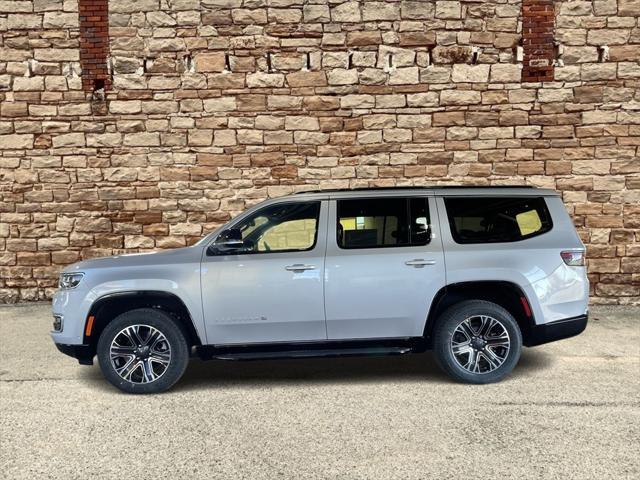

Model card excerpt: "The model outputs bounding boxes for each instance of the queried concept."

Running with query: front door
[201,200,328,345]
[324,196,446,339]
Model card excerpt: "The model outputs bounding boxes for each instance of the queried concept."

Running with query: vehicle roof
[286,186,559,200]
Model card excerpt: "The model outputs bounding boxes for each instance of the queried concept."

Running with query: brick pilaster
[78,0,111,92]
[521,0,555,82]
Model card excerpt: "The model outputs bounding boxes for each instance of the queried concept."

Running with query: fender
[85,290,203,344]
[82,279,206,345]
[423,280,537,345]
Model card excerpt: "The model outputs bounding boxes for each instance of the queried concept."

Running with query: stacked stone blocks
[0,0,638,303]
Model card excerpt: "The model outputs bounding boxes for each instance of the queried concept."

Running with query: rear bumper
[55,343,94,365]
[525,314,588,347]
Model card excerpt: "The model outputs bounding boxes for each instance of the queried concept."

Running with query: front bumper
[51,287,91,345]
[525,314,588,347]
[55,343,94,365]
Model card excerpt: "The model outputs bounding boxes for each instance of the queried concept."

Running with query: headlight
[59,273,84,289]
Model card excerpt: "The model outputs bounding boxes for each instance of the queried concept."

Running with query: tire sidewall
[97,308,189,394]
[434,301,522,384]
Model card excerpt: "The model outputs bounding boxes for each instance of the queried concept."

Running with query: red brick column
[522,0,555,82]
[78,0,111,92]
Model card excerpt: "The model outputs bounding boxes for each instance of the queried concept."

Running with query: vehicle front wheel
[433,300,522,384]
[97,308,189,394]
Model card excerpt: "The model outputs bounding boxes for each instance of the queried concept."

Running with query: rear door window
[337,197,430,249]
[444,196,552,244]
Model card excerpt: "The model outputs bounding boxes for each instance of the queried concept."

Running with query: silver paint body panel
[51,188,588,348]
[200,199,329,344]
[324,197,446,339]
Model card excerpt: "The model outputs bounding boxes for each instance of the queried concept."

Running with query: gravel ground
[1,303,639,479]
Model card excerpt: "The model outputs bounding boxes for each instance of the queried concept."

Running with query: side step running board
[197,346,414,361]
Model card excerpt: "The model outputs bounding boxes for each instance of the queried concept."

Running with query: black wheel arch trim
[423,280,537,346]
[84,290,203,346]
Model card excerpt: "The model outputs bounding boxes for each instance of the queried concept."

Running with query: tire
[97,308,189,394]
[433,300,522,384]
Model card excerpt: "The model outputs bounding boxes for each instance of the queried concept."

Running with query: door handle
[285,264,316,272]
[404,259,436,267]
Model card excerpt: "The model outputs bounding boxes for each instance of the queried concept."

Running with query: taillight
[561,250,585,266]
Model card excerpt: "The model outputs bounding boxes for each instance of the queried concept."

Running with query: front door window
[218,201,320,254]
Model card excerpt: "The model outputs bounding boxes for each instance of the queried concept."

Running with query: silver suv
[51,187,589,393]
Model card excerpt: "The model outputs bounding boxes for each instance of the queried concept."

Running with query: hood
[62,246,204,273]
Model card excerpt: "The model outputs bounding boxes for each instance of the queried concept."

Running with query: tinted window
[337,197,430,249]
[222,201,320,254]
[444,196,552,244]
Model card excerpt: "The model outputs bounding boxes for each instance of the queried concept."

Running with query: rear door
[324,196,446,339]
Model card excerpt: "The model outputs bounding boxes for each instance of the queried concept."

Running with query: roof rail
[294,185,535,194]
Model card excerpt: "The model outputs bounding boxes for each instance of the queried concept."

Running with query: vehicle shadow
[175,348,553,391]
[80,349,553,393]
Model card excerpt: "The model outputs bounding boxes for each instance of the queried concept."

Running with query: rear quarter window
[444,196,552,244]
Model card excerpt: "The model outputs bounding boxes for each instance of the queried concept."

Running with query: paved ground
[0,304,638,479]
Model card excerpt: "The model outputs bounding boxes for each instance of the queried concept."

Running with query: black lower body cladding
[525,314,588,347]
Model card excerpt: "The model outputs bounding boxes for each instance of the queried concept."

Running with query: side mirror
[208,228,244,254]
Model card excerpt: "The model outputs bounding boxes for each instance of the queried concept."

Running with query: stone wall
[0,0,638,304]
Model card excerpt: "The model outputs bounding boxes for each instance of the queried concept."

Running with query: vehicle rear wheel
[97,308,189,394]
[433,300,522,384]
